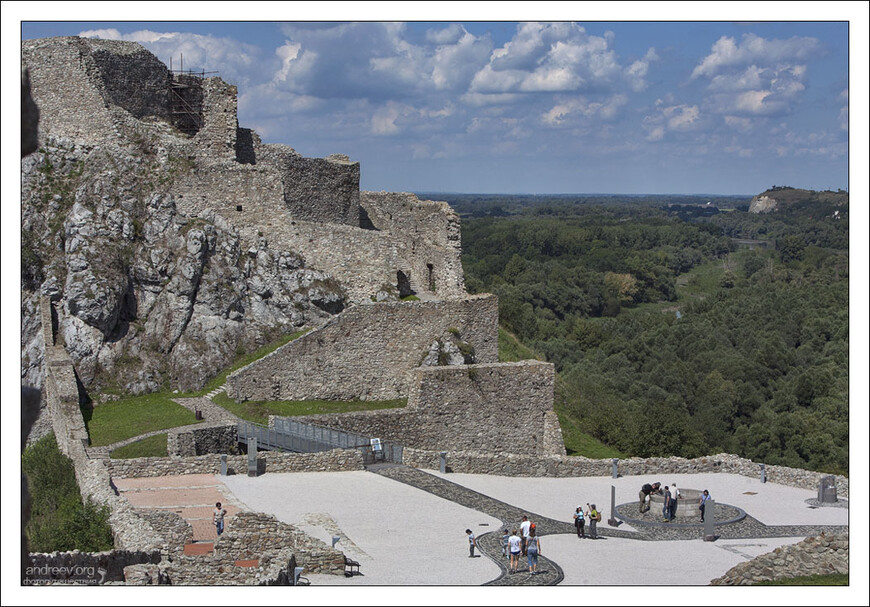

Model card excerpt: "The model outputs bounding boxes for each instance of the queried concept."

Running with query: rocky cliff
[21,36,466,411]
[748,186,848,214]
[21,138,342,396]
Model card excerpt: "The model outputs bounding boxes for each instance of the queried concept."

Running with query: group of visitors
[498,515,541,575]
[638,482,712,523]
[572,503,601,539]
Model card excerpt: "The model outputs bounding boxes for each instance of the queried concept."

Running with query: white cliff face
[21,141,344,394]
[748,194,778,214]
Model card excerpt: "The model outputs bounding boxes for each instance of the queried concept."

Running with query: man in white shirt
[519,515,532,555]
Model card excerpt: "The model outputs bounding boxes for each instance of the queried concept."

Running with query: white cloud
[470,22,625,95]
[542,94,628,126]
[692,33,822,80]
[425,23,465,45]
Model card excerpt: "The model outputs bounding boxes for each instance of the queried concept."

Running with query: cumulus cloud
[691,33,821,119]
[643,103,703,141]
[469,22,624,97]
[691,33,822,79]
[542,94,628,126]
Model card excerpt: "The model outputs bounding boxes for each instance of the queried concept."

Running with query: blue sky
[12,8,865,195]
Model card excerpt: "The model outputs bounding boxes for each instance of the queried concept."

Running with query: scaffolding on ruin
[167,54,218,136]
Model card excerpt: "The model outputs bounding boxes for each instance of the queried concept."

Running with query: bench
[344,555,360,577]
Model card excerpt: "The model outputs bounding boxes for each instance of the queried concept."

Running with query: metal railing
[238,418,403,464]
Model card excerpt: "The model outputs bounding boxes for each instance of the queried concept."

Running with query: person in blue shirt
[699,489,711,522]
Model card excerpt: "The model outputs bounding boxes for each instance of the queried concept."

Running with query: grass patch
[84,329,312,445]
[110,433,168,459]
[22,434,114,553]
[82,393,199,447]
[754,573,848,586]
[498,327,545,362]
[557,410,624,459]
[401,294,420,301]
[213,392,406,425]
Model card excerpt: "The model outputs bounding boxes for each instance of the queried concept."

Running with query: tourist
[520,515,531,555]
[526,527,541,575]
[670,483,681,521]
[699,489,711,522]
[502,528,510,559]
[508,529,522,573]
[213,502,227,536]
[662,485,671,523]
[586,503,600,539]
[466,529,478,558]
[638,482,660,513]
[573,506,586,538]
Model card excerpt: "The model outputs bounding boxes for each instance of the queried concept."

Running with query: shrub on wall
[22,434,114,553]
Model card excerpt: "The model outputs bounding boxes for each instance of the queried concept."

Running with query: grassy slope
[110,433,168,459]
[84,329,310,445]
[83,393,199,447]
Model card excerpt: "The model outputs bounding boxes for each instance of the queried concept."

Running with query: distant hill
[749,186,848,214]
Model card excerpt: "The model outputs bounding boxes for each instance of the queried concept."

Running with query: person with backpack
[586,503,600,539]
[526,527,541,575]
[573,505,586,538]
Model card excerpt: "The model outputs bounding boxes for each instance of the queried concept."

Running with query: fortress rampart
[226,295,500,402]
[291,360,561,457]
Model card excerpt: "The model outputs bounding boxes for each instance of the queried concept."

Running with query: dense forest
[451,193,849,475]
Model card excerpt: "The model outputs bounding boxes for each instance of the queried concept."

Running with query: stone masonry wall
[88,40,170,120]
[400,449,850,498]
[259,144,360,226]
[290,360,560,456]
[26,549,161,585]
[105,448,364,478]
[360,191,466,298]
[23,37,124,146]
[194,77,239,163]
[710,533,849,584]
[226,295,499,402]
[167,423,238,457]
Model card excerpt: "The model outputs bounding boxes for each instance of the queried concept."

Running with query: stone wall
[226,295,499,402]
[710,533,849,585]
[167,423,238,457]
[400,448,850,498]
[360,191,466,298]
[25,549,161,585]
[162,511,344,584]
[259,144,360,226]
[194,77,239,163]
[88,40,170,120]
[284,360,560,456]
[23,37,125,146]
[105,448,365,478]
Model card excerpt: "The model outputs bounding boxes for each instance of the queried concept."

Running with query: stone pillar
[703,500,716,541]
[607,485,620,527]
[440,451,447,474]
[611,458,619,479]
[760,463,766,483]
[818,476,837,503]
[220,454,227,476]
[247,438,258,477]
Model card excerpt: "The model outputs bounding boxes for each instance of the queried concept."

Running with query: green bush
[22,434,114,553]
